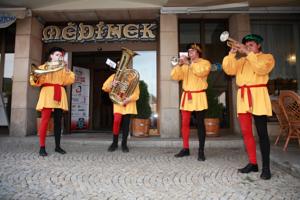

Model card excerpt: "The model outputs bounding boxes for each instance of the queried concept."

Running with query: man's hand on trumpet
[237,44,250,55]
[179,55,190,66]
[230,43,250,56]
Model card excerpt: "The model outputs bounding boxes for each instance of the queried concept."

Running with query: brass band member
[171,43,211,161]
[30,47,75,156]
[102,74,140,153]
[222,34,275,180]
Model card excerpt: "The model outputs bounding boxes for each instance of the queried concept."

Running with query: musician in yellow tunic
[30,47,75,156]
[102,74,140,153]
[222,34,275,180]
[171,43,211,161]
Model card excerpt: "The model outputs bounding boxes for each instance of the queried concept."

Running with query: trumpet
[170,56,190,66]
[220,31,241,49]
[171,56,180,66]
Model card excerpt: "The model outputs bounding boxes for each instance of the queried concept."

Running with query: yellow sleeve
[63,70,75,86]
[246,52,275,75]
[102,74,115,93]
[129,84,140,102]
[191,59,211,78]
[222,53,241,75]
[171,65,185,80]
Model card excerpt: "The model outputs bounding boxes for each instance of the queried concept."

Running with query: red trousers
[113,113,122,136]
[181,110,192,149]
[238,113,257,164]
[39,108,52,147]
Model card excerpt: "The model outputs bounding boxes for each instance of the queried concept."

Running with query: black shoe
[108,143,118,152]
[198,150,206,161]
[238,163,259,173]
[39,147,48,156]
[55,147,66,154]
[122,144,129,153]
[260,168,271,180]
[174,148,190,157]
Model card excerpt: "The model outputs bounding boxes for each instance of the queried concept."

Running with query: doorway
[72,51,121,132]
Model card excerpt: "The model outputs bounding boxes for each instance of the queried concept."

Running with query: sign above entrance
[0,15,16,28]
[42,22,157,43]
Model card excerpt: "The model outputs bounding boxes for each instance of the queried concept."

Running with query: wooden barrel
[204,118,220,137]
[131,118,150,137]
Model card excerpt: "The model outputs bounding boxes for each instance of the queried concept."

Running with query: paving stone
[0,137,299,200]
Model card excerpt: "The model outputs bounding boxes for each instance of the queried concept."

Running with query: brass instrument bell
[220,31,240,49]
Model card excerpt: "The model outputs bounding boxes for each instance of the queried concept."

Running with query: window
[133,51,157,128]
[251,20,300,95]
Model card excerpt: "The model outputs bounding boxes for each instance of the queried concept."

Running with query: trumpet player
[30,47,75,156]
[102,68,140,153]
[171,43,211,161]
[222,34,275,180]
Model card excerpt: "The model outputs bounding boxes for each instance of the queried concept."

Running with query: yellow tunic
[30,64,75,111]
[102,74,140,115]
[222,52,275,116]
[171,58,211,111]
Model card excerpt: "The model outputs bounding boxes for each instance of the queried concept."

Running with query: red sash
[43,83,63,102]
[182,90,205,107]
[239,84,267,108]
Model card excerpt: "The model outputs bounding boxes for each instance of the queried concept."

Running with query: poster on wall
[71,66,90,130]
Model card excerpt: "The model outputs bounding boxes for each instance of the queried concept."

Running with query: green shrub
[135,80,152,119]
[206,78,224,118]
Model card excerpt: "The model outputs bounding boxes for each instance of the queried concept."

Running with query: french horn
[31,59,66,76]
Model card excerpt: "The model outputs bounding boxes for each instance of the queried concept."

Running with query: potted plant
[131,80,152,137]
[205,78,224,137]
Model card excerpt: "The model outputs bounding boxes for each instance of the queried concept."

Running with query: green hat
[242,34,263,44]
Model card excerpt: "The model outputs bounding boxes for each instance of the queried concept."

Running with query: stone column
[228,14,250,134]
[10,17,43,136]
[159,14,180,138]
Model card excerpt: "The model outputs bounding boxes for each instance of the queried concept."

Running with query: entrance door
[72,51,121,132]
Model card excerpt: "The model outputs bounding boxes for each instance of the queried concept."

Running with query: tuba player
[102,61,140,153]
[30,47,75,156]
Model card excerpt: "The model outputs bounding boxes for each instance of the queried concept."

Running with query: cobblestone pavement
[0,137,299,200]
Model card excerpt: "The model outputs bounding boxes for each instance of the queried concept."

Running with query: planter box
[36,118,54,136]
[131,118,150,137]
[204,118,220,137]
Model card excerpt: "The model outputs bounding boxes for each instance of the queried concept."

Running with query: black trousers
[195,110,206,151]
[253,115,270,169]
[53,109,63,148]
[121,114,131,143]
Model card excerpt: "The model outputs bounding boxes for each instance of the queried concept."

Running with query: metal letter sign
[42,21,157,43]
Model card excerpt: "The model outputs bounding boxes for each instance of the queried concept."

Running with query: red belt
[239,84,267,108]
[182,90,205,107]
[43,83,63,102]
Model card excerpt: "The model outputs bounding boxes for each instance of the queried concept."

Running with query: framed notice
[71,66,90,130]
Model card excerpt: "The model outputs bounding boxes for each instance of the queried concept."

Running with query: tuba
[109,47,140,105]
